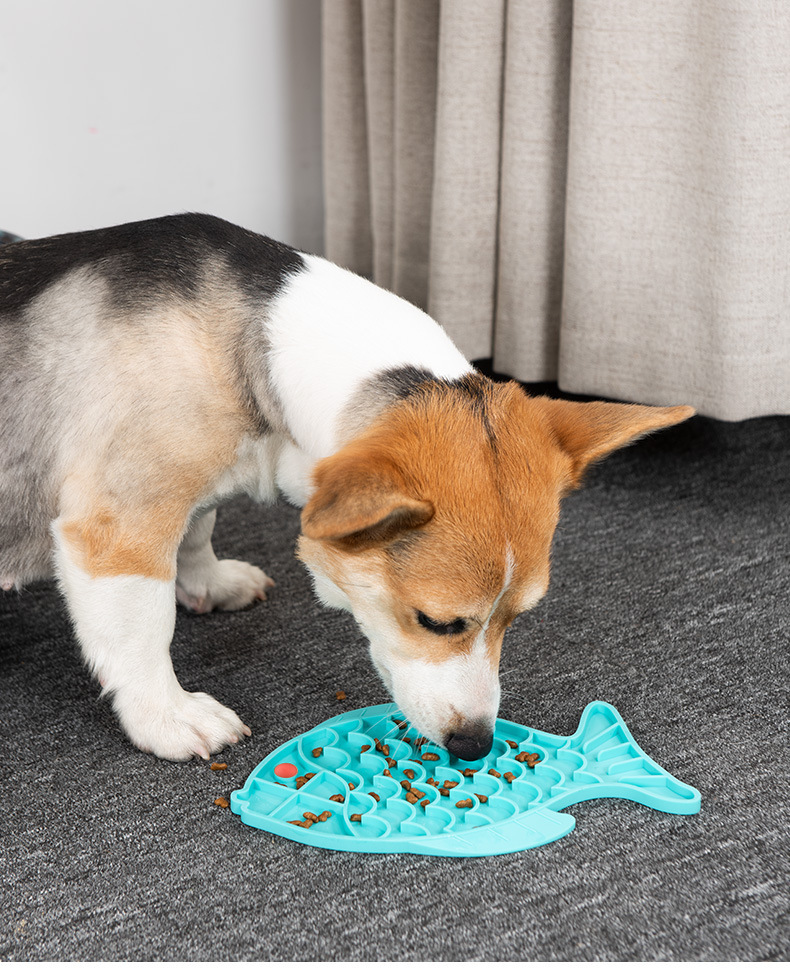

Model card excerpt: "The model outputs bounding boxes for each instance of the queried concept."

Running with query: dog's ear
[537,397,695,487]
[301,448,433,548]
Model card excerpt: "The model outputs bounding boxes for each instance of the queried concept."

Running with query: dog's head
[298,377,692,760]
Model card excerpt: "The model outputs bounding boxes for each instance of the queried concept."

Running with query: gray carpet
[1,401,788,961]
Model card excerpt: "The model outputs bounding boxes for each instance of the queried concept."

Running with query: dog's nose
[445,727,494,761]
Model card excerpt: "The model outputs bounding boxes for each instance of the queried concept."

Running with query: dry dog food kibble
[403,769,416,779]
[420,799,430,809]
[210,762,227,771]
[414,737,428,749]
[368,792,380,802]
[288,819,313,828]
[515,751,541,767]
[386,757,397,766]
[295,773,317,789]
[506,740,519,749]
[349,813,362,822]
[422,752,440,761]
[488,768,501,777]
[303,811,319,822]
[393,719,408,729]
[443,780,459,789]
[214,797,229,808]
[335,691,347,701]
[503,772,516,783]
[460,768,478,777]
[383,768,392,777]
[474,794,488,804]
[400,779,412,791]
[318,811,332,822]
[311,747,323,758]
[455,798,474,808]
[405,792,419,804]
[360,745,371,753]
[329,794,345,803]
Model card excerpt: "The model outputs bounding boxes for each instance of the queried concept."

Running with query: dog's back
[0,214,304,587]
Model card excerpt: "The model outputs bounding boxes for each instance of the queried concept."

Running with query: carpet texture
[1,405,788,961]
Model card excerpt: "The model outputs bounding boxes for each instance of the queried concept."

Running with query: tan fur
[301,380,693,676]
[60,506,189,581]
[534,397,695,487]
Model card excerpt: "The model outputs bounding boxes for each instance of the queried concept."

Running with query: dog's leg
[53,518,250,760]
[175,509,274,614]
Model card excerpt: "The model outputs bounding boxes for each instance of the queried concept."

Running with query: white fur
[381,544,516,742]
[53,521,250,760]
[207,432,283,505]
[306,545,517,748]
[267,259,512,747]
[306,565,353,614]
[483,543,515,629]
[382,639,502,749]
[267,254,472,459]
[274,438,317,507]
[175,509,274,614]
[518,579,550,612]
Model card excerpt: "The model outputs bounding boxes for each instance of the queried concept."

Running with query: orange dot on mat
[274,763,298,778]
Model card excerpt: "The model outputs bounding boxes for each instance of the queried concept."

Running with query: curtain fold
[428,0,505,360]
[390,0,439,308]
[322,0,790,420]
[322,1,372,277]
[495,0,572,380]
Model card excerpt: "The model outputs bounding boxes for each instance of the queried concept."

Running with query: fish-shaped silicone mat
[230,701,701,856]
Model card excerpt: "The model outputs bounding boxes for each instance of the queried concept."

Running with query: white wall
[0,0,324,252]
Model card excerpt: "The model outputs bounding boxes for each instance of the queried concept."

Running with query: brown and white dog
[0,214,693,761]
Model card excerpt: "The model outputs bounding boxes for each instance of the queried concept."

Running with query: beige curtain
[321,0,790,421]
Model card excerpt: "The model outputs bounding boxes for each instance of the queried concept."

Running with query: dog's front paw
[176,559,275,614]
[115,688,251,761]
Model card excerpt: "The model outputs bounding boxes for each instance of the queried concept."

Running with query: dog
[0,213,693,761]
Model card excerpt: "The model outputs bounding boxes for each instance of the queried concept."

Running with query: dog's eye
[416,610,468,636]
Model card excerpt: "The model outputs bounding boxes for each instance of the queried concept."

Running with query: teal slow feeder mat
[231,701,701,857]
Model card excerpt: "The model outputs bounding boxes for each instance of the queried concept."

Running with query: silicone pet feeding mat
[231,700,701,856]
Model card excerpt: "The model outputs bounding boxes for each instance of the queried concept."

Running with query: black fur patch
[0,213,306,315]
[369,368,499,451]
[370,366,438,402]
[442,373,499,451]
